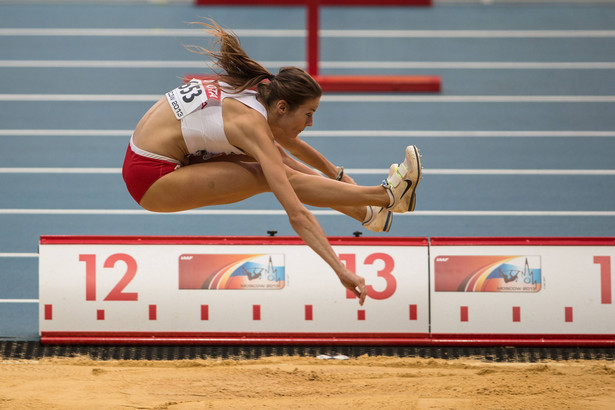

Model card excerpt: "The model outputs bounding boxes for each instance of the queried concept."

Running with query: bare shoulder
[222,97,267,123]
[223,98,274,156]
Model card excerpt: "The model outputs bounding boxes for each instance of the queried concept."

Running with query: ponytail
[185,19,271,92]
[185,19,322,111]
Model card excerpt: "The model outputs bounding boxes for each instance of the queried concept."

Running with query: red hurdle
[192,0,441,92]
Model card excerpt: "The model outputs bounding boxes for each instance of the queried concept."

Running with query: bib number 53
[178,80,203,103]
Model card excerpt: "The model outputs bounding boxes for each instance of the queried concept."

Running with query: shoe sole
[405,145,421,212]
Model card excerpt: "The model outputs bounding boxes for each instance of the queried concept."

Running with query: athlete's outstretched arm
[224,100,367,304]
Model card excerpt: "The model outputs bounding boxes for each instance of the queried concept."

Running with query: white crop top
[165,79,267,157]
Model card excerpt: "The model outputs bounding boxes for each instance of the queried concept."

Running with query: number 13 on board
[339,253,397,300]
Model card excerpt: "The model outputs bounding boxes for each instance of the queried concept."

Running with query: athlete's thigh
[140,160,268,212]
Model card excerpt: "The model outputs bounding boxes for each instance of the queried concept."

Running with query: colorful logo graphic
[434,255,541,292]
[178,254,285,290]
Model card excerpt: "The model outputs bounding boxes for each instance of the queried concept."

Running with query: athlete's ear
[276,100,288,114]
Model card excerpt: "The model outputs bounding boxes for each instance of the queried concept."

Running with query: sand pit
[1,355,614,409]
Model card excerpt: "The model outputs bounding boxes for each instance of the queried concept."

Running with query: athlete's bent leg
[139,158,390,223]
[139,161,268,212]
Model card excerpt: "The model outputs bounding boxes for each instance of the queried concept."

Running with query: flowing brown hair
[185,19,322,111]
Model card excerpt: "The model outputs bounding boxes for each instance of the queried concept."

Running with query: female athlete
[122,20,422,305]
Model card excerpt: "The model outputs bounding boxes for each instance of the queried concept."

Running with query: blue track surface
[1,2,614,339]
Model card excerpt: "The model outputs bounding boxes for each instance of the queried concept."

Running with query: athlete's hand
[337,268,367,306]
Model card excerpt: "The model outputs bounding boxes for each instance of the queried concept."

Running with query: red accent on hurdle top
[317,75,440,92]
[184,74,441,93]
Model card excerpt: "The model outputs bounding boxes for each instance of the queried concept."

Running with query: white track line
[0,253,38,258]
[349,169,615,175]
[424,169,615,175]
[0,60,296,68]
[303,130,615,138]
[2,94,615,103]
[0,129,133,136]
[0,168,122,174]
[321,61,615,69]
[322,30,615,38]
[0,94,160,102]
[0,28,304,37]
[0,299,38,303]
[1,168,614,175]
[0,209,613,216]
[2,130,615,138]
[323,95,615,103]
[415,211,615,216]
[1,60,614,70]
[2,28,615,38]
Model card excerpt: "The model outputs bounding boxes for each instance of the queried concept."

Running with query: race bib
[165,79,222,120]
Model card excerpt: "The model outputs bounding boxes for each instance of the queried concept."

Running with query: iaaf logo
[180,255,193,260]
[435,257,449,262]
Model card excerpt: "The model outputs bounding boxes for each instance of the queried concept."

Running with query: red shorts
[122,140,182,204]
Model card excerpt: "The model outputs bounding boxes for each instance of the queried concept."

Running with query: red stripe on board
[565,307,574,322]
[44,304,52,320]
[40,235,428,246]
[253,305,261,321]
[460,306,468,322]
[409,304,417,320]
[431,237,615,246]
[149,305,157,321]
[40,332,615,347]
[512,306,521,322]
[305,305,313,321]
[97,310,105,321]
[201,305,209,321]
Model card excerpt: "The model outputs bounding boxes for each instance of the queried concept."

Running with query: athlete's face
[276,97,320,136]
